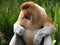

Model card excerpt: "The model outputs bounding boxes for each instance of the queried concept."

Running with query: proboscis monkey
[9,2,56,45]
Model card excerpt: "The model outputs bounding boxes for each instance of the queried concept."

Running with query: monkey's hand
[33,32,43,45]
[14,24,26,36]
[33,25,56,45]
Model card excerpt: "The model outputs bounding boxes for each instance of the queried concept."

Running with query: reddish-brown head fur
[20,2,35,20]
[20,2,35,9]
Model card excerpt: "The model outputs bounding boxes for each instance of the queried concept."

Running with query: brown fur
[15,2,53,45]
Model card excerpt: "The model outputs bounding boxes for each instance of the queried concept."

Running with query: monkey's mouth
[25,14,31,20]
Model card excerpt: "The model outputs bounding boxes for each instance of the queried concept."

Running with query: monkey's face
[20,2,41,23]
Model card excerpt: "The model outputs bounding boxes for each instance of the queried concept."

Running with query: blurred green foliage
[0,0,60,45]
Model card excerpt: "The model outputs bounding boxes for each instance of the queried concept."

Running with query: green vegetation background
[0,0,60,45]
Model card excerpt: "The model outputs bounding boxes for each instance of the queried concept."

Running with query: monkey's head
[20,2,47,24]
[18,2,46,26]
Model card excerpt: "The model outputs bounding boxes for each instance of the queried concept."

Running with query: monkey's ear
[20,2,35,9]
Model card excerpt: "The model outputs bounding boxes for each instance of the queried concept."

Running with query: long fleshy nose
[21,10,28,19]
[21,10,31,20]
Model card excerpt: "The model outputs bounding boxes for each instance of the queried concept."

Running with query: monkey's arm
[33,22,56,45]
[9,34,26,45]
[14,23,26,36]
[9,24,26,45]
[43,36,52,45]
